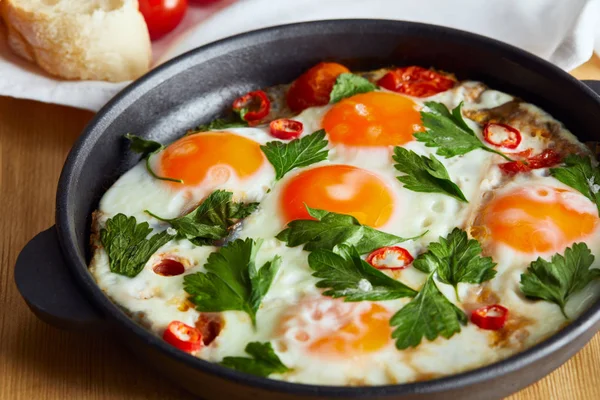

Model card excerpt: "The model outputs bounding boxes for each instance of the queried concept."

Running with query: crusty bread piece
[1,0,152,82]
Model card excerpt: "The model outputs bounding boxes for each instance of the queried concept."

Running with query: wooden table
[2,56,600,400]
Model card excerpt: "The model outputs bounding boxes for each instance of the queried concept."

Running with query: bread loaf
[0,0,152,82]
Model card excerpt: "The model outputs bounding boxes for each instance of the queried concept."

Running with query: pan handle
[582,80,600,96]
[15,226,104,330]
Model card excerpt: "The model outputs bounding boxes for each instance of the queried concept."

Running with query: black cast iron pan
[14,20,600,399]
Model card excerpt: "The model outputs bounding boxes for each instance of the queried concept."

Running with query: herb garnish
[413,102,513,161]
[260,130,329,180]
[308,244,417,301]
[329,73,377,103]
[550,154,600,216]
[100,213,174,277]
[220,342,290,377]
[520,243,600,319]
[183,238,280,325]
[194,117,248,133]
[390,228,496,349]
[277,205,423,254]
[125,133,183,183]
[393,147,468,202]
[145,190,257,246]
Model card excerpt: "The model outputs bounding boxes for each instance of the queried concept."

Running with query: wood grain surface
[2,55,600,400]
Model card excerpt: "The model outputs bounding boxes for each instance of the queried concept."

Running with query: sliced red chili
[483,123,522,149]
[499,149,561,175]
[470,304,509,330]
[377,66,455,97]
[232,90,271,122]
[366,246,414,270]
[163,321,203,352]
[196,313,224,345]
[153,259,185,276]
[269,118,303,140]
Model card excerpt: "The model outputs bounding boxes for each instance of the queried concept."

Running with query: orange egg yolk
[480,186,598,254]
[159,132,265,186]
[278,299,391,357]
[322,91,422,146]
[280,165,394,228]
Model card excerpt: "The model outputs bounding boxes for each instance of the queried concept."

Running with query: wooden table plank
[2,56,600,400]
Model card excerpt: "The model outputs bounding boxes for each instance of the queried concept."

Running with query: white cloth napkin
[1,0,599,111]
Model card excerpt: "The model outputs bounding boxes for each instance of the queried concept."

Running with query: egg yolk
[479,186,598,254]
[280,165,394,228]
[322,91,422,146]
[159,132,265,186]
[278,299,391,357]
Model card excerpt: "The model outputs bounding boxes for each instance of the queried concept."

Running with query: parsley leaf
[260,130,329,180]
[390,228,494,349]
[393,147,468,202]
[183,239,280,325]
[100,213,174,278]
[550,154,600,216]
[329,73,377,103]
[194,117,248,133]
[125,134,183,184]
[277,205,423,254]
[414,102,512,161]
[145,190,258,246]
[520,243,600,319]
[220,342,290,377]
[308,245,417,301]
[413,228,496,300]
[391,275,468,350]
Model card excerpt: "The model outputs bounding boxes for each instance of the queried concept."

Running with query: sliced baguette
[1,0,152,82]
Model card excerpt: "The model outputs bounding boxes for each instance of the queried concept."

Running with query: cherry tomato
[377,66,455,97]
[366,246,414,270]
[163,321,203,352]
[232,90,271,123]
[153,259,185,276]
[189,0,222,5]
[139,0,188,41]
[471,305,509,330]
[269,119,303,140]
[286,62,350,112]
[499,149,561,175]
[483,123,522,149]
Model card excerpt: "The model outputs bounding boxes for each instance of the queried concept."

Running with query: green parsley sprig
[550,154,600,216]
[329,73,377,103]
[220,342,290,377]
[125,133,183,183]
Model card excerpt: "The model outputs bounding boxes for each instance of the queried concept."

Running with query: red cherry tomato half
[139,0,188,41]
[377,66,455,98]
[163,321,203,352]
[286,62,350,112]
[366,246,414,270]
[499,149,561,175]
[153,259,185,276]
[232,90,271,122]
[483,123,522,149]
[269,119,304,140]
[470,305,509,330]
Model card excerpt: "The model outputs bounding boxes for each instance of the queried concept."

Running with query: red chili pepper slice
[377,66,455,97]
[153,259,185,276]
[366,246,414,270]
[470,304,509,330]
[499,149,561,175]
[162,321,203,352]
[483,123,522,149]
[269,118,304,140]
[232,90,271,122]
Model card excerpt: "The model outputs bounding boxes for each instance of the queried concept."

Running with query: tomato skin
[269,119,303,140]
[471,305,509,330]
[138,0,188,41]
[499,149,561,175]
[483,123,522,149]
[286,62,350,112]
[162,321,203,352]
[232,90,271,123]
[377,66,455,97]
[366,246,414,270]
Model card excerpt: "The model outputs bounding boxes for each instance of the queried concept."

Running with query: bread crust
[1,0,152,82]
